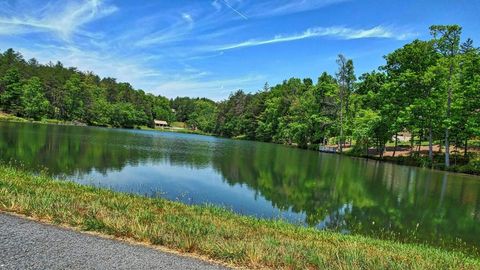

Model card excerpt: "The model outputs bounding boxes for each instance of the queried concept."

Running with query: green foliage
[430,25,463,167]
[87,99,112,126]
[0,50,177,129]
[430,25,462,58]
[0,68,23,114]
[20,77,50,120]
[110,103,143,128]
[0,24,478,157]
[171,97,217,131]
[187,99,217,132]
[152,95,174,123]
[351,109,380,154]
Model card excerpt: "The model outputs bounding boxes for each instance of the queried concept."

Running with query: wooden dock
[318,146,338,153]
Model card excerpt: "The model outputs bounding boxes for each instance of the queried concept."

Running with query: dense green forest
[0,25,479,168]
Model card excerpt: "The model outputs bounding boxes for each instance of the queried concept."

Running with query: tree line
[0,50,174,128]
[1,25,479,168]
[213,25,479,168]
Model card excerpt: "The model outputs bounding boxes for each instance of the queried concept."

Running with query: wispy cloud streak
[219,0,248,20]
[0,0,117,39]
[156,75,266,100]
[215,26,416,50]
[248,0,349,17]
[0,0,424,100]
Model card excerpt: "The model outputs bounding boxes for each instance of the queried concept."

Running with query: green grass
[138,125,210,136]
[0,112,28,122]
[171,121,187,128]
[0,165,478,269]
[0,112,78,126]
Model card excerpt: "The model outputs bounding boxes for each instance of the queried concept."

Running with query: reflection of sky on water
[73,162,307,226]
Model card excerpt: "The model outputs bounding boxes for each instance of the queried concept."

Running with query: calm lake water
[1,121,479,254]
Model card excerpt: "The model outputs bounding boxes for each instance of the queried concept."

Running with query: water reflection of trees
[1,122,479,254]
[210,142,480,254]
[0,122,214,175]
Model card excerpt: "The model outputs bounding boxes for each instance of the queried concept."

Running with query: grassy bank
[0,112,29,122]
[138,125,211,136]
[0,165,478,269]
[341,149,480,175]
[0,112,209,136]
[0,112,84,126]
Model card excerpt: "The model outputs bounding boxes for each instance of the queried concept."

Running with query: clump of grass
[0,112,28,122]
[0,112,78,126]
[0,164,478,269]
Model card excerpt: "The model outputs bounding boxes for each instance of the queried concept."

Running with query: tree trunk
[445,62,453,168]
[339,98,343,153]
[393,133,398,157]
[445,129,450,167]
[428,126,433,163]
[464,137,468,157]
[377,140,381,156]
[410,131,414,157]
[454,140,458,166]
[417,133,422,154]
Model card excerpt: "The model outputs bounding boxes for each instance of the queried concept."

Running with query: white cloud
[0,0,421,101]
[212,0,344,20]
[248,0,349,17]
[133,11,203,47]
[5,41,262,100]
[211,0,222,11]
[182,13,194,24]
[7,43,163,91]
[214,26,416,51]
[155,75,266,100]
[134,26,191,47]
[0,0,117,40]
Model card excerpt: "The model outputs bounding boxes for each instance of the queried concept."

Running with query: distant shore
[0,112,209,136]
[2,112,479,176]
[342,144,480,176]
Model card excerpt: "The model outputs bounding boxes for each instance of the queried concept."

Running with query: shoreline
[1,114,479,176]
[0,164,478,269]
[0,113,210,136]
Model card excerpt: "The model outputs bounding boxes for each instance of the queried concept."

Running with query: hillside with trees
[1,25,479,171]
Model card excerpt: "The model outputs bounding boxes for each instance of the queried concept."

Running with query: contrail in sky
[220,0,248,20]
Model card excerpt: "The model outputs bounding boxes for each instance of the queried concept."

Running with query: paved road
[0,213,230,270]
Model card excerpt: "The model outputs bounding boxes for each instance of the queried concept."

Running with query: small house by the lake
[154,120,168,128]
[395,131,412,142]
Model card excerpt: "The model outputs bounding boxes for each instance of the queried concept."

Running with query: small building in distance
[395,131,412,142]
[154,120,168,128]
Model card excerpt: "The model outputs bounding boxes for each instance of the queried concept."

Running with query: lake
[1,121,479,254]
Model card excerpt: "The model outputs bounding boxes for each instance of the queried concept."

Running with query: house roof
[154,120,168,125]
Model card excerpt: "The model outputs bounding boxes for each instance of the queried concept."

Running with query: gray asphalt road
[0,213,230,270]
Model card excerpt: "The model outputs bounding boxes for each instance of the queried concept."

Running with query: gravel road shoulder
[0,213,230,270]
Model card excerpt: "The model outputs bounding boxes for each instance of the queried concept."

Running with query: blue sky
[0,0,479,100]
